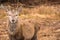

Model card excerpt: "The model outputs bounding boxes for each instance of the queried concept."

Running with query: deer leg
[24,38,31,40]
[9,35,17,40]
[31,34,37,40]
[31,29,37,40]
[31,25,40,40]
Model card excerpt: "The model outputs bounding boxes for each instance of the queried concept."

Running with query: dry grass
[20,5,60,20]
[0,5,60,19]
[0,5,60,40]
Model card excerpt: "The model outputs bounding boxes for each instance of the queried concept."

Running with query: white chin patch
[9,20,14,23]
[12,21,15,23]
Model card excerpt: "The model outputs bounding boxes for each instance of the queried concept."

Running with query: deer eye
[15,14,17,16]
[8,15,11,16]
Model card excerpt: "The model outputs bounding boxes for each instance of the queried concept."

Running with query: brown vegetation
[0,3,60,40]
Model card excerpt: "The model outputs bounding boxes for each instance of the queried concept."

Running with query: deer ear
[0,4,8,12]
[17,6,22,13]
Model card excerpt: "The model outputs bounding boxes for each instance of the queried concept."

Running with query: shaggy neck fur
[8,20,18,35]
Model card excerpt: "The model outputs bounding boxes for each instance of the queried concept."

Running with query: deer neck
[8,20,18,35]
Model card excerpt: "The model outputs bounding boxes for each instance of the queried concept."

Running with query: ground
[0,4,60,40]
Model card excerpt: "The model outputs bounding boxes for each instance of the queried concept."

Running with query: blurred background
[0,0,60,40]
[0,0,60,6]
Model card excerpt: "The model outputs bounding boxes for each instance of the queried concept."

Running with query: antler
[0,4,22,15]
[0,4,11,12]
[11,4,22,13]
[0,4,5,9]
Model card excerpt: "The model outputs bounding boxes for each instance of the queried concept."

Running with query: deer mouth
[10,20,17,24]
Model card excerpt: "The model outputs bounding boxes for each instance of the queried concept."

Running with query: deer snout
[12,19,17,23]
[12,19,15,23]
[12,20,15,22]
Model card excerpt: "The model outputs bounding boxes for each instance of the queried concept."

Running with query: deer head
[0,4,22,23]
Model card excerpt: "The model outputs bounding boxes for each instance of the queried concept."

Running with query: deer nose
[12,20,15,22]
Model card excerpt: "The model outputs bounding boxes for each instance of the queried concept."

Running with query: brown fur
[7,17,37,40]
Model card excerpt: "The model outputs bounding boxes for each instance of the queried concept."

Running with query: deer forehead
[7,10,18,15]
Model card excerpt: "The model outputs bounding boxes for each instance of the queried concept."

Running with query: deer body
[0,4,38,40]
[7,14,35,40]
